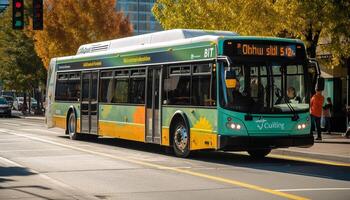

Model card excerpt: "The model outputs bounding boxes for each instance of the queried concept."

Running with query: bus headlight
[226,122,242,130]
[297,123,307,130]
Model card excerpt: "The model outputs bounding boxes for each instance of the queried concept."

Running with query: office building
[116,0,162,35]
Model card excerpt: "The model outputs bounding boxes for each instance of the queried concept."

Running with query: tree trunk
[34,88,43,115]
[304,24,321,58]
[22,93,28,115]
[28,93,32,114]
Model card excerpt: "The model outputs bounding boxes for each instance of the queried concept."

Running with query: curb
[23,116,45,121]
[13,114,45,121]
[272,149,350,164]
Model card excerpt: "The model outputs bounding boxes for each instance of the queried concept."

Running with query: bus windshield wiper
[274,85,299,121]
[282,95,299,121]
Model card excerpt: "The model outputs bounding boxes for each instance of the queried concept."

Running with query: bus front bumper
[218,134,314,151]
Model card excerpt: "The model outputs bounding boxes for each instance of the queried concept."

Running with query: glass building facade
[116,0,162,35]
[0,0,9,14]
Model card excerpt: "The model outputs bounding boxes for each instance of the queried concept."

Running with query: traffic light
[33,0,43,30]
[12,0,24,30]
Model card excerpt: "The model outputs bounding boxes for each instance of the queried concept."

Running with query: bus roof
[54,29,304,67]
[76,29,238,55]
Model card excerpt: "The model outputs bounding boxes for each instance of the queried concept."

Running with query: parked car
[0,97,11,117]
[13,97,38,111]
[1,95,14,108]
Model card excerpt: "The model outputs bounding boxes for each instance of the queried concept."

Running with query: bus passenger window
[100,78,114,103]
[129,77,145,104]
[114,78,129,103]
[192,75,211,106]
[55,73,80,102]
[163,76,190,105]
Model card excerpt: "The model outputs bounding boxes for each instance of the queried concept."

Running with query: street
[0,118,349,200]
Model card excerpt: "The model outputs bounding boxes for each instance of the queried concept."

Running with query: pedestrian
[310,89,324,140]
[322,97,333,134]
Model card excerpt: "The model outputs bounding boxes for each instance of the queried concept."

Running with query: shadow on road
[0,166,54,199]
[60,135,350,182]
[0,166,35,177]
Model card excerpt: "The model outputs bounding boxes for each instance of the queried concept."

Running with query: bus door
[145,67,162,143]
[81,71,99,134]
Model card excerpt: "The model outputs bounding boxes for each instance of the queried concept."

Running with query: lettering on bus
[255,119,285,130]
[237,43,296,57]
[83,61,102,68]
[123,56,151,64]
[204,47,215,58]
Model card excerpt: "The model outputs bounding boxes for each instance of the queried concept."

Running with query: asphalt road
[0,118,349,200]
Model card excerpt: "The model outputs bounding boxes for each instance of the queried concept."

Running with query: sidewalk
[10,110,45,121]
[273,133,350,163]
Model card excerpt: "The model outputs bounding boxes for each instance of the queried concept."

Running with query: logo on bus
[255,119,285,130]
[204,47,215,58]
[191,54,201,59]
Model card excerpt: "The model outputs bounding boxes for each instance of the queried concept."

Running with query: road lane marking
[2,122,20,127]
[18,122,42,126]
[0,129,309,200]
[19,128,62,135]
[0,148,65,153]
[276,188,350,192]
[233,152,350,167]
[267,154,350,167]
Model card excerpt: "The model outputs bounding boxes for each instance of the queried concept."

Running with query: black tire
[247,149,271,158]
[67,112,79,140]
[172,120,191,158]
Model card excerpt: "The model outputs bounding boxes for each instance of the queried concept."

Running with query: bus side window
[192,64,212,106]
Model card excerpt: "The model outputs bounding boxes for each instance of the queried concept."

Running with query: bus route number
[204,47,215,58]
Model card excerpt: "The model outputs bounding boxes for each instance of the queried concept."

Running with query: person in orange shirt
[310,89,325,140]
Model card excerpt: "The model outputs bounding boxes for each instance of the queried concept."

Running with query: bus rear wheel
[247,149,271,158]
[67,112,79,140]
[173,121,190,158]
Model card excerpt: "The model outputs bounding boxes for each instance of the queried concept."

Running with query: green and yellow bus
[46,29,319,158]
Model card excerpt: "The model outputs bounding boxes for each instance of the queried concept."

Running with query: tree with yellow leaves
[32,0,133,69]
[153,0,350,61]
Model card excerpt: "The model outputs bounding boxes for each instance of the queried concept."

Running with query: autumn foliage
[32,0,133,69]
[153,0,350,63]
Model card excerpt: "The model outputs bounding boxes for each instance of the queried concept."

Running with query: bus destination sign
[236,43,296,57]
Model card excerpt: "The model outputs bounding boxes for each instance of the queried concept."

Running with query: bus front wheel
[67,112,79,140]
[173,121,190,158]
[247,149,271,158]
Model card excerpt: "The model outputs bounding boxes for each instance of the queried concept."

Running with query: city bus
[45,29,320,158]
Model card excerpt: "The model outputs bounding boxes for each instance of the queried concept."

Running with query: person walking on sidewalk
[323,97,333,134]
[310,89,324,140]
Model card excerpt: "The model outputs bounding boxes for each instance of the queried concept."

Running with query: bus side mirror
[308,59,323,91]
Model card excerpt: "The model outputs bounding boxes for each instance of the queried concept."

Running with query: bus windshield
[221,62,309,113]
